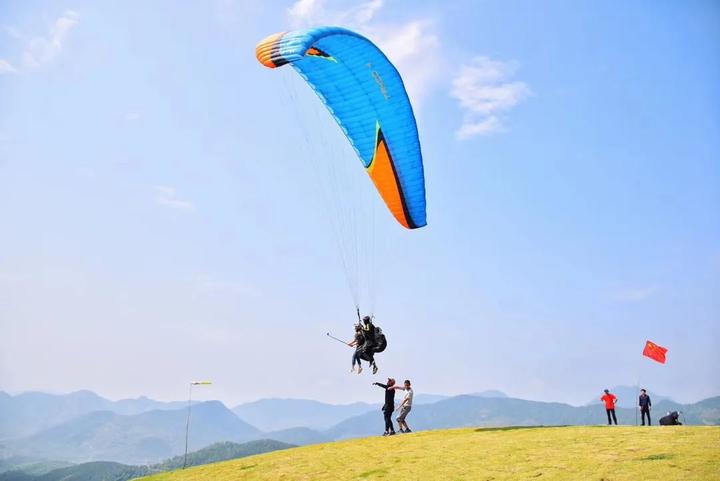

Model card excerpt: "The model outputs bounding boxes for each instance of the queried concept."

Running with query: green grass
[139,426,720,481]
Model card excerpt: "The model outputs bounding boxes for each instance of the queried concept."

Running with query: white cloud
[285,0,442,110]
[288,0,384,28]
[611,286,658,303]
[153,185,195,211]
[455,116,504,140]
[0,59,18,74]
[3,26,24,40]
[21,10,79,69]
[287,0,322,24]
[452,56,531,139]
[368,20,440,106]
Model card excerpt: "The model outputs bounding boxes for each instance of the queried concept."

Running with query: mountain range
[1,387,717,467]
[585,386,672,408]
[4,401,259,465]
[229,391,502,432]
[0,391,186,440]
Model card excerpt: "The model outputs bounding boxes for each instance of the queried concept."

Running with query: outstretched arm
[373,382,388,389]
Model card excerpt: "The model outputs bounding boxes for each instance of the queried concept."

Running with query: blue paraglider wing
[256,27,426,229]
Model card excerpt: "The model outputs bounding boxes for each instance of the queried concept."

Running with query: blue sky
[1,0,718,406]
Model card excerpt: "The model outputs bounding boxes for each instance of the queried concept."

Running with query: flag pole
[183,382,193,469]
[635,376,640,426]
[183,381,212,469]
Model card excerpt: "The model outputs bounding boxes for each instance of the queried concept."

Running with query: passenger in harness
[348,324,366,374]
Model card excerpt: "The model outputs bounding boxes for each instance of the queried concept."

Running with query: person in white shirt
[395,379,414,433]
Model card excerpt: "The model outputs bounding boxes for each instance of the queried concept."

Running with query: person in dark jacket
[638,389,652,426]
[361,316,379,374]
[373,378,401,435]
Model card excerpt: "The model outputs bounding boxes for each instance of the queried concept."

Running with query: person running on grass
[395,379,414,433]
[601,389,618,425]
[373,378,402,435]
[348,325,365,374]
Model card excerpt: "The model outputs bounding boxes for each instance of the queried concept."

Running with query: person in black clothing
[659,411,682,425]
[361,316,379,374]
[348,325,365,374]
[373,378,400,435]
[638,389,652,426]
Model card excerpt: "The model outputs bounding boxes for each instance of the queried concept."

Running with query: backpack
[374,326,387,353]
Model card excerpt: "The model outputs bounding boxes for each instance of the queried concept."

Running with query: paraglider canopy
[256,26,427,230]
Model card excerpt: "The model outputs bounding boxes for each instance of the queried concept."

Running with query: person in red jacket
[601,389,618,425]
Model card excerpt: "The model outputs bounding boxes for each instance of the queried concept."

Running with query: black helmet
[362,315,371,323]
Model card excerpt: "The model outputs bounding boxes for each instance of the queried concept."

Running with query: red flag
[643,340,668,364]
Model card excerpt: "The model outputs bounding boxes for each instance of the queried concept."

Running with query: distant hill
[156,440,293,470]
[230,393,482,432]
[232,399,376,431]
[325,395,720,439]
[469,390,508,398]
[412,393,449,404]
[585,385,673,408]
[654,396,720,425]
[6,401,260,465]
[0,391,110,440]
[0,462,150,481]
[0,440,293,481]
[412,391,509,405]
[261,427,331,446]
[1,390,717,467]
[0,458,72,477]
[0,391,186,440]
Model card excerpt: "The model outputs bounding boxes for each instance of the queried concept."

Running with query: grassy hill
[140,426,720,481]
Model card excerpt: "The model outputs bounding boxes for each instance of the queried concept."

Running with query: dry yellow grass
[140,426,720,481]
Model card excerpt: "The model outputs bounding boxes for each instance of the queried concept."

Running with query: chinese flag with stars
[643,340,668,364]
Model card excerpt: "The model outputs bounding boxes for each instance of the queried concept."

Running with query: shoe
[372,364,378,375]
[382,432,388,436]
[350,367,355,373]
[405,429,412,433]
[388,431,396,436]
[398,429,405,434]
[357,366,363,374]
